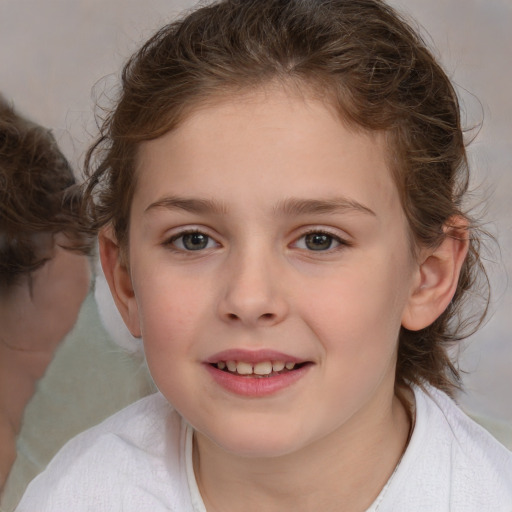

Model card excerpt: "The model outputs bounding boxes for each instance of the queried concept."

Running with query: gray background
[1,0,511,428]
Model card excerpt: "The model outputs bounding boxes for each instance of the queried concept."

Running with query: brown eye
[182,233,209,250]
[169,231,217,251]
[304,232,335,251]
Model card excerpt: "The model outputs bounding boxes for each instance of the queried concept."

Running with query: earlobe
[99,227,142,338]
[402,218,469,331]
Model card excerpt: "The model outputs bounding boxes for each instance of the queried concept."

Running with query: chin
[220,438,301,459]
[199,418,311,459]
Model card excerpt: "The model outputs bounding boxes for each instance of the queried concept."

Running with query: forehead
[134,89,400,219]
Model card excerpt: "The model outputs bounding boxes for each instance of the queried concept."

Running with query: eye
[168,231,218,251]
[293,231,344,251]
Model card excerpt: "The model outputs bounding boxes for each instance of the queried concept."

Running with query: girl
[16,0,512,510]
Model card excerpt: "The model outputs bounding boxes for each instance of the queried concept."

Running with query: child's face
[120,89,420,458]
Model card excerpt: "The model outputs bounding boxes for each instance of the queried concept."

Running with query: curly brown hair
[0,95,94,289]
[84,0,489,395]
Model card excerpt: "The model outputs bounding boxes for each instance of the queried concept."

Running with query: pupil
[305,233,332,251]
[183,233,208,250]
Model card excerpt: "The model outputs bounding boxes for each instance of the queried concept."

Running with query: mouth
[211,360,309,378]
[205,351,312,396]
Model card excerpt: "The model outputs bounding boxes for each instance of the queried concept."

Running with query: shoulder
[380,384,512,512]
[42,392,181,464]
[419,385,512,473]
[15,393,190,512]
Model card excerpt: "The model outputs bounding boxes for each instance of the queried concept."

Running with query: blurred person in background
[0,95,93,492]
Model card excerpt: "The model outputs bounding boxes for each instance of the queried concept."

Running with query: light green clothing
[0,292,154,512]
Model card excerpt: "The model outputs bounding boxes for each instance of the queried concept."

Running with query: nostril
[227,313,239,320]
[260,313,274,320]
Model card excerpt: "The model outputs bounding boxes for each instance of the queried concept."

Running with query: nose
[217,249,289,328]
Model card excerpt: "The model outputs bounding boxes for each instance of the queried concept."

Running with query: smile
[204,350,311,396]
[213,360,301,377]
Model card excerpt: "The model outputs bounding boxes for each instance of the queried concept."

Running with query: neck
[194,386,411,512]
[0,340,54,492]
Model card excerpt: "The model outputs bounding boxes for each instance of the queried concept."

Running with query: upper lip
[204,349,305,364]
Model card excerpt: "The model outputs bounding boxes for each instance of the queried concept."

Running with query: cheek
[136,289,193,394]
[302,254,411,354]
[133,269,212,355]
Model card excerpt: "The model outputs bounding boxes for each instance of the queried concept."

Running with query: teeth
[215,360,298,375]
[272,361,285,372]
[254,361,273,375]
[236,362,253,375]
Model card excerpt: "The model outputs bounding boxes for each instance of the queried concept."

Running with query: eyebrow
[144,195,376,217]
[274,197,376,217]
[145,196,228,215]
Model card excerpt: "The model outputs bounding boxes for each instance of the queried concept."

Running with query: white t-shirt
[15,385,512,512]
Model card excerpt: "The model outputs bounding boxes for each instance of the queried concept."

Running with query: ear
[99,226,142,338]
[401,217,469,331]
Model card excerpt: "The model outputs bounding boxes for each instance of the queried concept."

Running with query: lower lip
[204,364,311,397]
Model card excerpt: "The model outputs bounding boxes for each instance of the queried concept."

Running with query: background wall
[1,0,511,430]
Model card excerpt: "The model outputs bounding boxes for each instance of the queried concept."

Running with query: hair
[84,0,489,395]
[0,95,94,290]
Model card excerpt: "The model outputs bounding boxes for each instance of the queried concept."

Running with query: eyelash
[165,229,219,252]
[163,228,351,253]
[293,229,351,252]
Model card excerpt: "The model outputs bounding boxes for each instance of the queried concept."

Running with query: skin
[0,233,91,492]
[102,88,468,511]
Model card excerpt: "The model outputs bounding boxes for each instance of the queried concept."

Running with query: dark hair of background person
[0,95,94,290]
